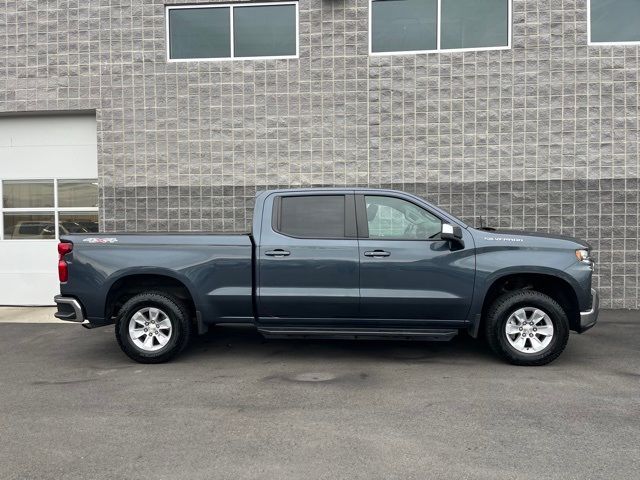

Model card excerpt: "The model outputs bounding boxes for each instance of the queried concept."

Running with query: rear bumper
[54,295,86,323]
[578,288,599,333]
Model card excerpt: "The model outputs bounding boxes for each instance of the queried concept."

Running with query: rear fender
[102,267,203,321]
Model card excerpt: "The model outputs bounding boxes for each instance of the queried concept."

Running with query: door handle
[364,250,390,258]
[265,249,290,257]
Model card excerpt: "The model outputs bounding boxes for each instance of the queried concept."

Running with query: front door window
[365,195,442,240]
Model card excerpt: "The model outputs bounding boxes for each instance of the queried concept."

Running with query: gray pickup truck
[54,188,598,366]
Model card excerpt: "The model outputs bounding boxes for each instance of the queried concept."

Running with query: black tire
[484,290,569,366]
[115,291,192,363]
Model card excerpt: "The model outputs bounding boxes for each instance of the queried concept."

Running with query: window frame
[355,194,445,241]
[368,0,512,56]
[271,193,357,240]
[587,0,640,46]
[165,2,300,62]
[0,178,99,241]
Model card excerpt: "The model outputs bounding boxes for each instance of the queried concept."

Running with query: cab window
[364,195,441,240]
[276,195,347,238]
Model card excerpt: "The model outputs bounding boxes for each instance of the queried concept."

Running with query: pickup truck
[54,188,599,366]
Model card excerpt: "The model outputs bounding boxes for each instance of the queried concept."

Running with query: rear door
[356,193,475,322]
[257,192,359,323]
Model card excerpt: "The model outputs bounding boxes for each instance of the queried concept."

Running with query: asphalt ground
[0,310,638,480]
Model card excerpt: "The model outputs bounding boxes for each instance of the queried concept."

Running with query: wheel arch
[472,270,581,336]
[104,270,199,324]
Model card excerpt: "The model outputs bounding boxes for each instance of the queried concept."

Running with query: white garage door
[0,114,98,305]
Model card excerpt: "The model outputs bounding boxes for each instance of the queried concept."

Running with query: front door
[357,194,474,322]
[257,192,359,323]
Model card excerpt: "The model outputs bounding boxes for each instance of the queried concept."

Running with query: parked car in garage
[9,220,96,239]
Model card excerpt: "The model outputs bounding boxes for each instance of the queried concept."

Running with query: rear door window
[276,195,348,238]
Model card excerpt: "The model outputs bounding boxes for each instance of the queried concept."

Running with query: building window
[370,0,511,55]
[1,179,99,240]
[166,2,299,61]
[589,0,640,45]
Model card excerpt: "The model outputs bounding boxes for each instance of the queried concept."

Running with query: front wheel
[484,290,569,366]
[115,292,192,363]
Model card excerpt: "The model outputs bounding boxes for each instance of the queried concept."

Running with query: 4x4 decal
[82,237,118,244]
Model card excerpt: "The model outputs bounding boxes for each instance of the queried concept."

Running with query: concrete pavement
[0,306,60,323]
[0,309,638,480]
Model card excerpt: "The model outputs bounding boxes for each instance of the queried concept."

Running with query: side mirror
[441,223,464,247]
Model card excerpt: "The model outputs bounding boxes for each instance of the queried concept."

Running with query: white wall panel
[0,115,98,179]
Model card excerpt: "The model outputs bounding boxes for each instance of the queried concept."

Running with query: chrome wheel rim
[505,307,554,354]
[128,307,172,352]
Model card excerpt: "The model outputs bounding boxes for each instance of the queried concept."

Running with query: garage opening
[0,113,98,305]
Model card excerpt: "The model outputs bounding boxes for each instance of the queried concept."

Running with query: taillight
[58,242,73,282]
[58,242,73,256]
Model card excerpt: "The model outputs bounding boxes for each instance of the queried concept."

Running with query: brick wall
[0,0,638,308]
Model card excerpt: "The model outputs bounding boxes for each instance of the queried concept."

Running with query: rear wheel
[115,292,192,363]
[485,290,569,366]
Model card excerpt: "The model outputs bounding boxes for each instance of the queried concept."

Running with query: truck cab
[256,189,475,326]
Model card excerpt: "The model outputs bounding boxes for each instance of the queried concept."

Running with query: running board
[258,327,458,342]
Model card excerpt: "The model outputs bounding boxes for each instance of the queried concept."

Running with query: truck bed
[60,233,254,325]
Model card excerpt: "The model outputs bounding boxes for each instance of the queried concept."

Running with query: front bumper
[54,295,86,323]
[578,288,599,333]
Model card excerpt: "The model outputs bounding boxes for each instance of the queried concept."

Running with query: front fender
[481,265,583,301]
[467,247,583,336]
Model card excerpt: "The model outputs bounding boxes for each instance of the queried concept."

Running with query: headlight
[575,249,591,263]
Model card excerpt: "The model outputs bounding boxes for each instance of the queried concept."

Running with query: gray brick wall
[0,0,638,308]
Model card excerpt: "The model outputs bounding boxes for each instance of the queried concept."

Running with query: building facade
[0,0,639,308]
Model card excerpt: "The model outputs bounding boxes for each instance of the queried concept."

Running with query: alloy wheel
[505,307,554,354]
[128,307,173,352]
